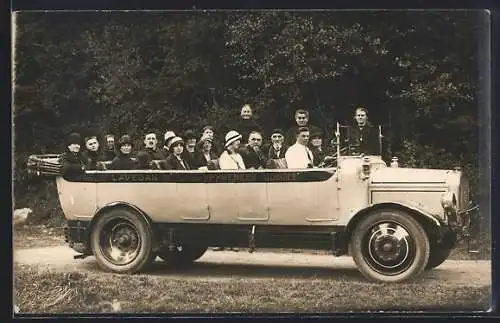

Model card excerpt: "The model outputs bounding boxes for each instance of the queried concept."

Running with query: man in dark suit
[347,107,380,156]
[241,131,267,169]
[286,109,322,146]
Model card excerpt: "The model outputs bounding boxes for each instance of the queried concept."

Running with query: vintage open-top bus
[26,124,478,283]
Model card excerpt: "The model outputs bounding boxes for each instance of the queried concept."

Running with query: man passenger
[262,128,288,169]
[241,131,266,169]
[82,135,105,170]
[102,134,116,161]
[285,127,314,169]
[142,132,164,161]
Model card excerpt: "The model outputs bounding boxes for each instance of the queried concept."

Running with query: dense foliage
[12,11,487,224]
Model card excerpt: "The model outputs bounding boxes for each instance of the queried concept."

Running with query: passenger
[162,130,177,159]
[285,127,314,169]
[193,136,218,169]
[286,109,322,146]
[235,104,261,142]
[241,131,266,170]
[201,125,222,155]
[262,128,288,169]
[218,130,246,170]
[182,129,197,168]
[135,151,157,170]
[309,131,326,167]
[108,135,135,170]
[161,136,191,170]
[142,132,164,161]
[82,135,105,170]
[347,107,379,156]
[102,134,116,161]
[59,132,86,176]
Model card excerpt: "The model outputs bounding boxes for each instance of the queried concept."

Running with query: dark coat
[59,150,86,176]
[108,154,136,170]
[144,147,165,161]
[182,150,197,168]
[309,146,326,167]
[102,148,116,161]
[262,143,288,160]
[192,150,218,169]
[161,154,191,170]
[82,150,106,170]
[241,144,267,169]
[347,122,380,155]
[286,124,322,146]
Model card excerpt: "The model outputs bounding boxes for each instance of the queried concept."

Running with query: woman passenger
[60,132,87,176]
[108,135,135,170]
[193,136,218,169]
[161,136,191,170]
[218,130,246,170]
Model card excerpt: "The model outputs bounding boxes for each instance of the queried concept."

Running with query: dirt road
[13,246,491,286]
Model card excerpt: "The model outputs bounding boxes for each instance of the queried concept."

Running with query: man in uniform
[347,107,380,156]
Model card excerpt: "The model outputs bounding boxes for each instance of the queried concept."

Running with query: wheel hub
[100,221,141,266]
[364,221,414,275]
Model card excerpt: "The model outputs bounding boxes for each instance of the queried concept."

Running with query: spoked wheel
[157,244,208,266]
[90,208,154,273]
[350,209,430,283]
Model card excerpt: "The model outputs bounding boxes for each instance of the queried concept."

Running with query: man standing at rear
[286,109,321,146]
[285,127,314,169]
[347,107,380,156]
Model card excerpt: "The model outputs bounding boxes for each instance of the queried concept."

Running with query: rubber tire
[425,247,452,270]
[157,244,208,266]
[90,208,154,274]
[350,209,430,283]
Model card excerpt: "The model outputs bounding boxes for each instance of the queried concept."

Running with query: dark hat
[66,132,81,145]
[118,135,133,147]
[183,129,197,141]
[270,128,284,136]
[197,136,213,149]
[311,131,323,139]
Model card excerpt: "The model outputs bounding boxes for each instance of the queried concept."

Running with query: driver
[347,107,379,156]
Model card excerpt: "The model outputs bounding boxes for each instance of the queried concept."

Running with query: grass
[14,263,490,314]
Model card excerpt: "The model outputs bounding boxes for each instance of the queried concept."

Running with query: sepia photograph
[12,9,491,314]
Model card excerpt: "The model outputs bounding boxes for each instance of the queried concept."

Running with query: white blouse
[219,151,246,170]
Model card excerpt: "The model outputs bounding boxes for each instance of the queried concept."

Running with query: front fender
[346,201,443,237]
